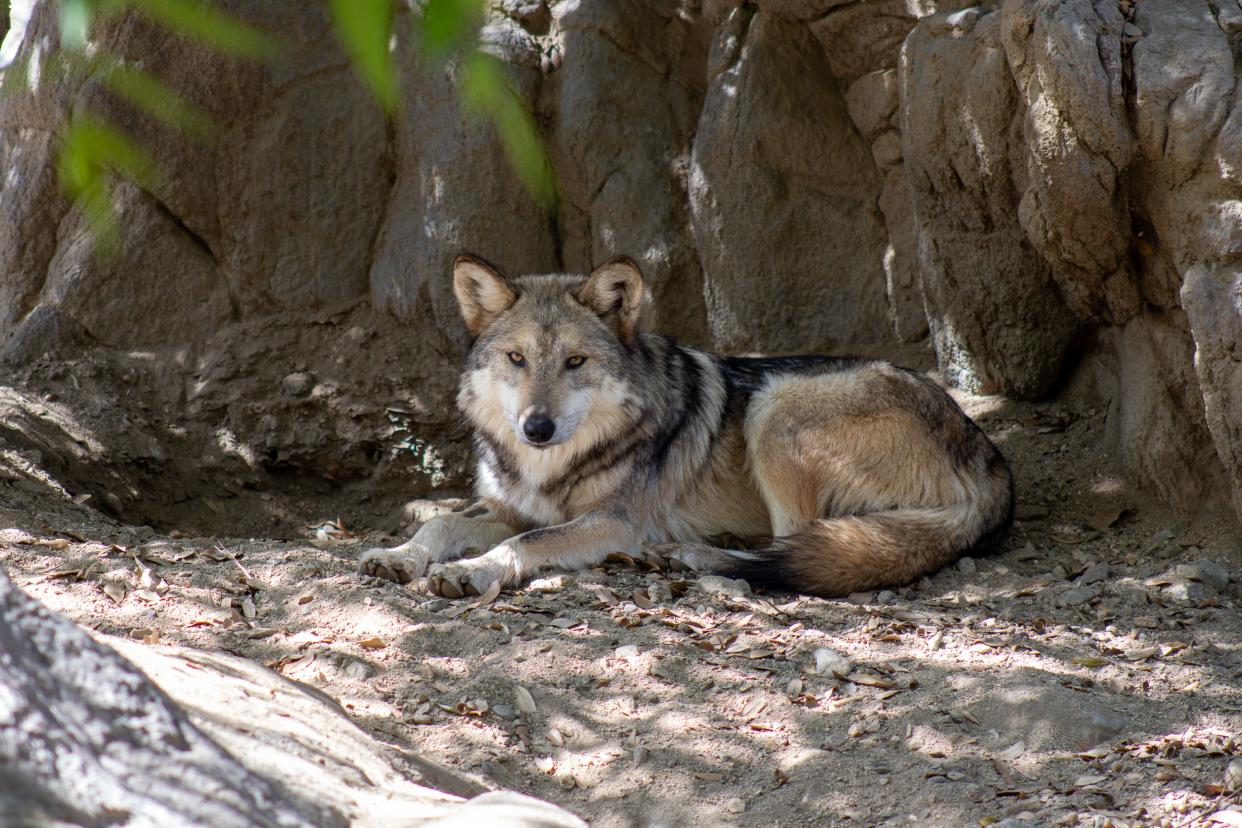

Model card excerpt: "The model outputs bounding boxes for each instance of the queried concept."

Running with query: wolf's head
[453,255,646,453]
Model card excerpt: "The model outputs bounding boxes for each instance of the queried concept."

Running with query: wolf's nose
[523,414,556,444]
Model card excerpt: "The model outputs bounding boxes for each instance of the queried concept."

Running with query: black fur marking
[720,548,799,592]
[644,347,704,474]
[475,431,520,483]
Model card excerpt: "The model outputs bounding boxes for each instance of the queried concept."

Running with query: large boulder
[689,6,891,354]
[900,8,1080,398]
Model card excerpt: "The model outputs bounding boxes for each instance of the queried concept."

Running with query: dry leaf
[740,697,767,721]
[515,685,537,716]
[998,741,1025,761]
[1073,774,1107,787]
[1209,813,1242,827]
[693,771,723,782]
[358,636,386,650]
[102,582,126,604]
[40,538,71,550]
[297,594,314,605]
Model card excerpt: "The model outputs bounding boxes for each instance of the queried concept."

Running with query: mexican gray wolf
[358,255,1014,598]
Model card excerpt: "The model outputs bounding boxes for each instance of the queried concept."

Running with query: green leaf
[102,61,216,140]
[329,0,398,113]
[57,115,161,250]
[125,0,279,60]
[58,0,97,49]
[419,0,485,57]
[461,53,556,207]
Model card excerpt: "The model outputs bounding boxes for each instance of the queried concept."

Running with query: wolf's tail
[725,481,1014,597]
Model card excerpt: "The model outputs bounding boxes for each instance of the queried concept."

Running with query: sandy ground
[3,377,1242,827]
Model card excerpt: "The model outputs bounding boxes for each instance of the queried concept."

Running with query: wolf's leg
[425,510,638,597]
[358,499,522,585]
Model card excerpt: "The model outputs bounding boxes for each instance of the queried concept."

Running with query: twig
[216,544,251,580]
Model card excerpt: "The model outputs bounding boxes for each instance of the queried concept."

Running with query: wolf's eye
[565,355,587,370]
[507,351,526,367]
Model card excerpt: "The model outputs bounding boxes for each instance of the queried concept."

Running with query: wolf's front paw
[358,547,428,584]
[425,547,516,598]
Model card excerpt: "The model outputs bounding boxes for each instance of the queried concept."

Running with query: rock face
[2,0,1242,520]
[0,566,586,826]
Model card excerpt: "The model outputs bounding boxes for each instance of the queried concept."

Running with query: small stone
[1180,560,1230,592]
[1226,757,1242,790]
[875,590,896,605]
[492,703,517,720]
[282,371,314,397]
[420,598,451,613]
[695,575,751,597]
[958,557,978,575]
[614,644,639,659]
[1076,563,1110,586]
[812,648,854,678]
[1165,581,1210,603]
[1060,587,1095,607]
[1122,21,1142,37]
[725,797,746,814]
[529,575,567,592]
[343,659,378,680]
[846,592,874,604]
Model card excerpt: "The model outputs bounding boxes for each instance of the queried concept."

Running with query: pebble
[958,557,978,575]
[1060,586,1095,607]
[420,598,451,613]
[724,797,746,814]
[695,574,751,597]
[1165,581,1211,603]
[812,648,854,678]
[1226,757,1242,790]
[492,703,517,720]
[875,590,896,604]
[282,371,314,397]
[1076,563,1110,586]
[1179,559,1230,592]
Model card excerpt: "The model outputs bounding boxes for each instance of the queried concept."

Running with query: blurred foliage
[5,0,553,251]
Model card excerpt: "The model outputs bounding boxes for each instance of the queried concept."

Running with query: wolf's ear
[577,256,646,345]
[453,254,518,337]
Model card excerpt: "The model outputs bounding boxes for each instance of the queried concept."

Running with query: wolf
[358,255,1014,598]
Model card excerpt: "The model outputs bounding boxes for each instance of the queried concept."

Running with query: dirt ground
[3,349,1242,828]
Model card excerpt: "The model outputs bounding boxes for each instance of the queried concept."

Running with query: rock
[1060,587,1096,607]
[1182,265,1242,522]
[695,575,752,598]
[957,557,978,575]
[282,372,315,398]
[812,648,854,678]
[690,7,891,354]
[420,598,452,613]
[900,8,1081,398]
[1076,563,1110,586]
[1165,581,1211,603]
[1180,559,1230,592]
[1226,757,1242,790]
[491,703,517,721]
[724,796,746,814]
[0,568,336,825]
